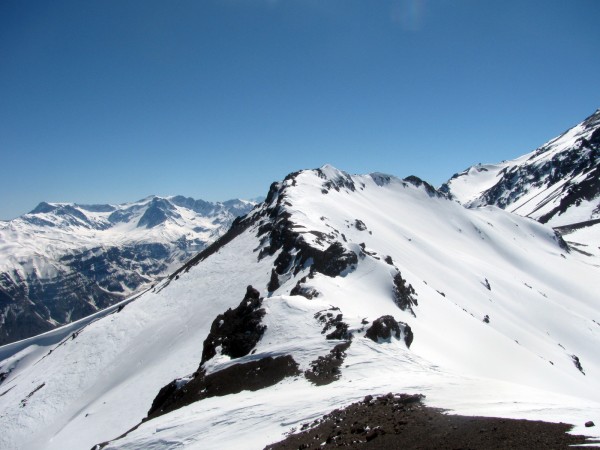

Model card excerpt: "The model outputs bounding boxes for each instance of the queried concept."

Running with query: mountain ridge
[1,163,598,450]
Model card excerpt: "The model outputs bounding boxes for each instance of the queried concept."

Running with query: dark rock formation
[392,272,418,316]
[355,219,367,231]
[141,283,292,430]
[148,355,300,419]
[483,278,492,290]
[260,213,357,292]
[316,242,358,277]
[315,309,351,341]
[455,111,600,227]
[365,315,413,348]
[290,278,320,299]
[539,164,600,224]
[304,306,353,386]
[572,355,586,375]
[316,168,356,193]
[404,175,441,197]
[267,269,280,292]
[553,230,571,252]
[304,341,351,386]
[201,285,266,365]
[366,316,399,342]
[255,171,360,296]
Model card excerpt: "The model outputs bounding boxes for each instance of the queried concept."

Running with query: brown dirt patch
[265,393,600,449]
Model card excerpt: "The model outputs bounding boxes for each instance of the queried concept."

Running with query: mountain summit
[1,165,598,450]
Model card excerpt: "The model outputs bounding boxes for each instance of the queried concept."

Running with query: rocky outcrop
[315,308,351,341]
[304,341,351,386]
[290,278,320,299]
[365,315,413,348]
[146,285,296,420]
[147,355,300,419]
[304,306,353,386]
[257,178,358,294]
[392,272,418,317]
[201,285,266,365]
[403,175,442,197]
[317,167,357,193]
[571,354,585,375]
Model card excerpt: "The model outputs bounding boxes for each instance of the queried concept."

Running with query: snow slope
[0,196,256,344]
[1,166,599,450]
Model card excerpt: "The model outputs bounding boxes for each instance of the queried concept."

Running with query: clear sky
[1,0,599,219]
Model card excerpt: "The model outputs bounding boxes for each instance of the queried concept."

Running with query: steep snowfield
[1,166,599,450]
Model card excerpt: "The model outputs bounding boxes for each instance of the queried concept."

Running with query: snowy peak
[24,202,112,230]
[264,166,443,213]
[443,109,600,228]
[136,197,180,229]
[529,108,600,162]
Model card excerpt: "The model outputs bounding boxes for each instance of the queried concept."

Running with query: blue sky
[1,0,599,219]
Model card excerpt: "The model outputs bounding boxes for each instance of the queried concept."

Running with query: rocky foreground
[267,393,599,450]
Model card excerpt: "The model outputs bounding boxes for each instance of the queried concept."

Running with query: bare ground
[265,393,600,450]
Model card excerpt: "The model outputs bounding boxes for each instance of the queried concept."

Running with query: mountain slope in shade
[0,196,256,345]
[0,165,598,450]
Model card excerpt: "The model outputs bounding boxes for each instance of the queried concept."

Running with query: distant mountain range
[0,196,257,344]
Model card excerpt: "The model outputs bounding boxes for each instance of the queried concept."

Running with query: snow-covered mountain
[1,165,598,450]
[441,109,600,258]
[0,196,256,345]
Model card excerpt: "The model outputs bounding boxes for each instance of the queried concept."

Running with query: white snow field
[1,166,599,450]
